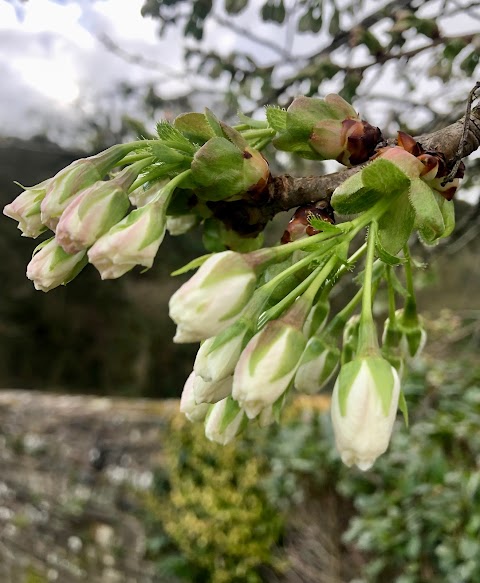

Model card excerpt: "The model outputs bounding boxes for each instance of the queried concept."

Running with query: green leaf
[204,107,224,137]
[202,218,227,252]
[150,143,192,164]
[460,50,479,76]
[362,158,411,197]
[377,193,415,255]
[174,112,215,144]
[265,106,287,132]
[409,179,445,243]
[225,0,248,15]
[307,217,341,234]
[330,172,375,214]
[156,121,196,154]
[375,228,406,266]
[237,111,268,129]
[171,252,213,276]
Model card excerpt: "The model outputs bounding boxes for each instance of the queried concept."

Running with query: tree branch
[209,101,480,235]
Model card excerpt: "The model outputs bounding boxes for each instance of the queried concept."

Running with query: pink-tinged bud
[331,356,401,470]
[310,119,382,166]
[194,320,253,383]
[129,180,168,208]
[40,144,133,230]
[26,238,87,292]
[194,374,233,405]
[55,159,147,254]
[169,251,257,343]
[377,146,424,179]
[88,201,167,280]
[180,372,210,422]
[55,180,130,254]
[3,179,51,238]
[204,397,246,445]
[324,93,358,119]
[232,320,306,419]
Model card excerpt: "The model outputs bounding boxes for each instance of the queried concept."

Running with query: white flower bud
[3,179,50,238]
[88,202,167,280]
[331,356,401,471]
[180,372,210,422]
[232,320,306,419]
[55,180,130,254]
[193,374,233,405]
[26,238,87,292]
[204,397,245,445]
[169,251,257,343]
[194,320,252,383]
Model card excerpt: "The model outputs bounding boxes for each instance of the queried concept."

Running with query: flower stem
[357,220,380,356]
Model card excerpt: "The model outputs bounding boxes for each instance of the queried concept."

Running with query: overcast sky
[1,0,479,155]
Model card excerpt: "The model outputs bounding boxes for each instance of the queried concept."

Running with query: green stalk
[357,220,380,356]
[149,170,193,206]
[402,244,419,324]
[385,266,397,323]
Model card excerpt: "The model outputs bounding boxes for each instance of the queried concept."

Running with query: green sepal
[337,358,362,416]
[398,389,409,427]
[265,106,287,132]
[208,318,254,354]
[170,253,213,276]
[409,179,445,243]
[173,112,215,144]
[367,357,396,416]
[219,397,243,433]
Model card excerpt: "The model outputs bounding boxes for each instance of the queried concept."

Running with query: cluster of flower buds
[4,93,462,471]
[272,94,382,166]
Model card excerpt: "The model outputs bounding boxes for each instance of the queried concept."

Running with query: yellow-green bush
[144,415,284,583]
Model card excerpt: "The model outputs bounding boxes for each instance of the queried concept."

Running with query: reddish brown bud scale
[281,201,335,244]
[344,120,383,165]
[397,131,422,156]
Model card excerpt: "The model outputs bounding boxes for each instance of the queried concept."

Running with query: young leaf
[171,253,214,276]
[265,106,287,132]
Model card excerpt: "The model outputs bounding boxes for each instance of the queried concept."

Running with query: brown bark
[209,102,480,235]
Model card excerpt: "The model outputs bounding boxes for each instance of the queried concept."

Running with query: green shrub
[143,415,284,583]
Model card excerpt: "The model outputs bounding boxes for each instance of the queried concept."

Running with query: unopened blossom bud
[331,356,401,470]
[310,118,382,166]
[194,374,233,405]
[382,316,403,350]
[3,179,50,238]
[40,144,133,229]
[169,251,258,343]
[88,201,167,280]
[26,238,87,292]
[232,320,306,419]
[55,159,148,254]
[396,308,427,358]
[166,214,198,236]
[295,337,340,394]
[55,181,130,255]
[194,319,253,383]
[180,372,210,422]
[204,397,246,445]
[377,146,424,179]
